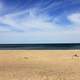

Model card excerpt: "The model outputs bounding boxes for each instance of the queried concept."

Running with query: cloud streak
[0,8,63,32]
[0,0,80,43]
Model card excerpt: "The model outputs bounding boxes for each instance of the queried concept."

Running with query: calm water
[0,44,80,50]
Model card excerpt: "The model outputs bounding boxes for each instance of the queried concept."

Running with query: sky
[0,0,80,44]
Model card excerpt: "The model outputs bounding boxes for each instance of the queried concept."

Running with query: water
[0,43,80,50]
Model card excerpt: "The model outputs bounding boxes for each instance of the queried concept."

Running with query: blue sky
[0,0,80,44]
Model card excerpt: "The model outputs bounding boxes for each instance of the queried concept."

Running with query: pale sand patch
[0,50,80,80]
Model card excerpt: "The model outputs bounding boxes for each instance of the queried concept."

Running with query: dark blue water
[0,43,80,50]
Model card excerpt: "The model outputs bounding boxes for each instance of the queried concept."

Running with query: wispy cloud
[0,0,80,43]
[68,13,80,25]
[68,13,80,31]
[0,8,63,32]
[0,0,80,32]
[0,9,80,43]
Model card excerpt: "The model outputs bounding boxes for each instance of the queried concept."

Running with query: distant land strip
[0,43,80,50]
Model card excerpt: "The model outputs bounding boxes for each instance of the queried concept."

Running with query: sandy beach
[0,50,80,80]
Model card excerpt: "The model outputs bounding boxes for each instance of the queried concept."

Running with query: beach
[0,50,80,80]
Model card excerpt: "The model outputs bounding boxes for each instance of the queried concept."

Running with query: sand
[0,50,80,80]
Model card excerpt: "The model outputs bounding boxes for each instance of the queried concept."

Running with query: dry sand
[0,50,80,80]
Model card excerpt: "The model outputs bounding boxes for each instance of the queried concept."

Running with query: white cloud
[0,8,61,32]
[68,13,80,24]
[0,8,80,43]
[67,13,80,31]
